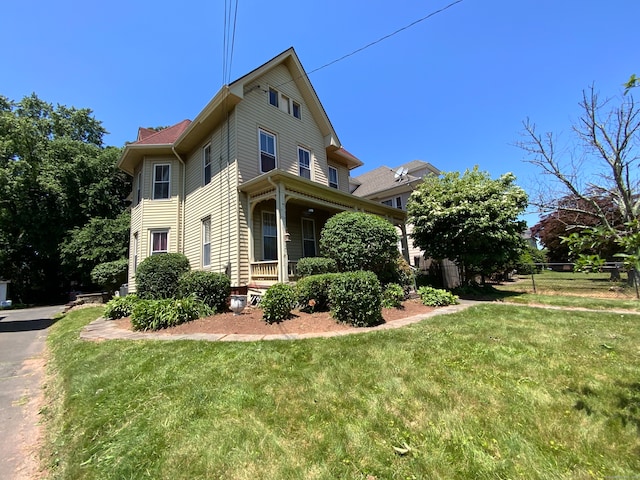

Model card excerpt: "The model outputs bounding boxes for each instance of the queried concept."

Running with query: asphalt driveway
[0,305,66,480]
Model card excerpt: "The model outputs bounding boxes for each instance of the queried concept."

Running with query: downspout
[172,146,186,255]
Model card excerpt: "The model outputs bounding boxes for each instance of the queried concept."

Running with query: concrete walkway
[80,299,480,342]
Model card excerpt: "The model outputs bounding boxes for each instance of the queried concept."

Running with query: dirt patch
[113,298,435,335]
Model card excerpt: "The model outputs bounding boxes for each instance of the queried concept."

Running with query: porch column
[275,182,289,282]
[247,201,254,264]
[399,223,410,263]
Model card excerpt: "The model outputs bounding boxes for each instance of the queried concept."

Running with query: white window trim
[203,143,212,186]
[150,229,169,255]
[202,217,211,267]
[328,166,339,189]
[268,87,301,120]
[152,163,171,200]
[259,128,277,173]
[298,146,311,180]
[133,232,139,272]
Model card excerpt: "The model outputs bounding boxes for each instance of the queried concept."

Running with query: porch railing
[250,261,298,282]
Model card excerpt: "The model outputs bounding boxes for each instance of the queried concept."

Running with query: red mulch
[113,298,434,335]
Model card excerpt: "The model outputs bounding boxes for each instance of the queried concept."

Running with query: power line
[307,0,464,76]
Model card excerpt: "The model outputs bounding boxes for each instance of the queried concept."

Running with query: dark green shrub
[178,271,231,313]
[379,255,415,290]
[417,286,458,307]
[296,257,338,277]
[319,212,399,278]
[104,294,139,320]
[295,273,339,312]
[261,283,296,324]
[381,283,404,308]
[130,296,211,331]
[91,258,128,295]
[329,271,382,327]
[135,253,190,300]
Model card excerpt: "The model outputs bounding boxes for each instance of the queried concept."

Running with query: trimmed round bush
[296,257,338,277]
[319,212,399,278]
[295,273,339,312]
[178,271,231,313]
[417,286,459,307]
[104,294,139,320]
[329,270,382,327]
[261,283,295,324]
[135,253,190,300]
[381,283,404,309]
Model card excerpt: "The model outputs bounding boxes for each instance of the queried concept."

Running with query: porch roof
[238,170,406,225]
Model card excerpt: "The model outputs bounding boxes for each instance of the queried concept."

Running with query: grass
[43,304,640,479]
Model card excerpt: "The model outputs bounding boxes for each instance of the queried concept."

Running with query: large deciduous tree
[0,94,130,302]
[518,86,640,288]
[407,166,528,285]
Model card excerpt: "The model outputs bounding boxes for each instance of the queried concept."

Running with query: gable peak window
[259,129,276,173]
[267,87,301,120]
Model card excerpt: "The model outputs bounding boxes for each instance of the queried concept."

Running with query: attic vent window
[268,87,301,120]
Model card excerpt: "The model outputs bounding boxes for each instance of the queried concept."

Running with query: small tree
[407,166,528,285]
[91,258,128,296]
[319,212,399,278]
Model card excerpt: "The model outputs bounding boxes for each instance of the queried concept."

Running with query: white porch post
[275,182,289,282]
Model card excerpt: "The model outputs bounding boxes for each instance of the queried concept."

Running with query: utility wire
[308,0,464,76]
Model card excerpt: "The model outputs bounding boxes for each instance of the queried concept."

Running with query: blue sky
[3,0,638,226]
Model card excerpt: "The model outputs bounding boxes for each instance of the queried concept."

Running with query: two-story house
[117,48,407,294]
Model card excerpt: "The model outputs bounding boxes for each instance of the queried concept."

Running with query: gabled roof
[118,47,362,175]
[351,160,439,198]
[133,120,192,145]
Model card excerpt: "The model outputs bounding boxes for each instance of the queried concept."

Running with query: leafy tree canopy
[0,93,131,302]
[407,166,528,284]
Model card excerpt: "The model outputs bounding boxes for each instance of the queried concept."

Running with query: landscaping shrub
[329,270,382,327]
[261,283,296,324]
[135,253,190,300]
[319,212,399,278]
[104,294,139,320]
[417,286,459,307]
[381,283,404,308]
[379,255,415,290]
[130,296,211,331]
[91,258,128,296]
[295,273,339,312]
[296,257,338,277]
[178,271,231,313]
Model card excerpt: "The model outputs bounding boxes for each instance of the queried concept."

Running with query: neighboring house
[350,160,439,267]
[117,48,407,294]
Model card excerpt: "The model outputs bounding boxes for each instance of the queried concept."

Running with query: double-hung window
[269,88,279,108]
[259,129,276,173]
[136,171,142,205]
[328,166,339,189]
[153,164,170,199]
[262,212,277,260]
[298,147,311,179]
[302,218,316,257]
[133,232,139,272]
[151,230,169,255]
[202,217,211,267]
[203,144,212,185]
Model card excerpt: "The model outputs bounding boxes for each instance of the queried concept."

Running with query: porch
[239,170,408,285]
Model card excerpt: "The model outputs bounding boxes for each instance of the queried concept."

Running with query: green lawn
[44,305,640,479]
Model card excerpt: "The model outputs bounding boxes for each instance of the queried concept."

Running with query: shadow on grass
[453,284,525,302]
